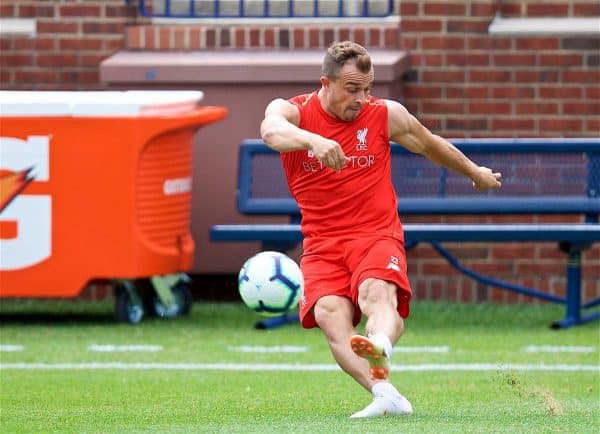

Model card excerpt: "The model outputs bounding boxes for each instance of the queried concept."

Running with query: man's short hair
[322,41,372,79]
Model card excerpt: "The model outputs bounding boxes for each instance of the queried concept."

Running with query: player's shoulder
[289,92,317,108]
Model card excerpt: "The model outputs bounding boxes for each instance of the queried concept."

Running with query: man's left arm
[386,100,501,191]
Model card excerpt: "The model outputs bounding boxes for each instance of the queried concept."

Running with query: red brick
[423,101,465,114]
[37,20,78,34]
[491,244,534,260]
[59,5,101,17]
[491,118,535,130]
[539,86,582,98]
[338,28,351,42]
[80,54,107,67]
[399,2,419,15]
[446,53,489,66]
[14,69,59,83]
[562,70,600,83]
[293,28,304,48]
[126,26,141,49]
[539,118,583,131]
[422,36,464,50]
[103,38,124,51]
[411,54,443,67]
[401,19,442,32]
[0,54,33,67]
[540,54,583,67]
[353,28,366,46]
[158,26,170,50]
[447,20,489,33]
[424,3,466,15]
[586,87,600,99]
[469,102,511,115]
[384,28,400,48]
[307,28,319,48]
[13,38,55,51]
[516,103,559,115]
[492,87,535,98]
[447,118,488,130]
[493,54,537,67]
[249,29,259,47]
[423,70,465,83]
[172,28,185,49]
[34,5,56,17]
[469,70,511,82]
[0,4,15,16]
[515,70,559,82]
[16,4,35,17]
[59,38,103,50]
[106,5,136,18]
[516,38,560,50]
[574,3,600,16]
[399,36,418,50]
[38,54,78,67]
[189,28,202,50]
[404,86,443,99]
[82,21,124,34]
[446,86,489,98]
[368,28,381,47]
[527,3,569,16]
[468,37,512,50]
[470,2,496,16]
[563,103,600,115]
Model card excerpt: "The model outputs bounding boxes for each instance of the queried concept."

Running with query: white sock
[372,381,401,398]
[368,333,393,359]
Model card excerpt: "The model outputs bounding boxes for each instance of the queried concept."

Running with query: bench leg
[551,245,600,329]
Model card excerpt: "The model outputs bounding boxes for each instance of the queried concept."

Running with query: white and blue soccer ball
[238,251,304,317]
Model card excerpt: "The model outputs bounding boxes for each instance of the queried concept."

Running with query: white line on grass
[393,346,450,353]
[0,345,24,352]
[524,345,596,353]
[0,363,597,372]
[228,345,308,353]
[88,345,163,352]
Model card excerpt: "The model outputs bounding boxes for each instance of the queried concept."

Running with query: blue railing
[129,0,394,18]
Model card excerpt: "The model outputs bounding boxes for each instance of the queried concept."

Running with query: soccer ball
[238,251,304,317]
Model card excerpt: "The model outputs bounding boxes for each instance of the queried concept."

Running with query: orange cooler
[0,91,227,305]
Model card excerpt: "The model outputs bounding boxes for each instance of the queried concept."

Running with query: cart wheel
[151,283,193,318]
[114,283,144,324]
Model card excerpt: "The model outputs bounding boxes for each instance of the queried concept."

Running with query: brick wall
[0,0,137,89]
[1,0,598,304]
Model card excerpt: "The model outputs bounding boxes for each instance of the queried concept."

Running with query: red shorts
[298,234,412,329]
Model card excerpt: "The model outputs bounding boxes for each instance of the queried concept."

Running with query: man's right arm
[260,98,348,172]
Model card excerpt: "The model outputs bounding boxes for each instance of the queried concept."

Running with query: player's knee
[358,279,397,309]
[313,296,353,333]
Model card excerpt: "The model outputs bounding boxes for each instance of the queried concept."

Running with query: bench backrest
[237,138,600,220]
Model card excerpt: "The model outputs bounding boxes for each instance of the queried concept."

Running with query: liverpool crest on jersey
[356,128,368,151]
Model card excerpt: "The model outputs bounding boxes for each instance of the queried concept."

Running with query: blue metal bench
[211,138,600,329]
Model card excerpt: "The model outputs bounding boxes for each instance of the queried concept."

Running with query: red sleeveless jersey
[282,92,403,239]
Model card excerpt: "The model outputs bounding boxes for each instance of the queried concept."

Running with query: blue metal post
[564,249,582,327]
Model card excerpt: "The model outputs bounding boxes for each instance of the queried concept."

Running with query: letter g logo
[0,136,52,270]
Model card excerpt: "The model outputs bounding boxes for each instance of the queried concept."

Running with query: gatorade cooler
[0,90,227,323]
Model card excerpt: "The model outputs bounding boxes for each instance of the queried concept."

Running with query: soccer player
[260,41,502,418]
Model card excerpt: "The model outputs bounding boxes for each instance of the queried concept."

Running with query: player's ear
[320,75,330,89]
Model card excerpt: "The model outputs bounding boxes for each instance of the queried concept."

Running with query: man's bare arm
[386,100,501,191]
[260,98,349,172]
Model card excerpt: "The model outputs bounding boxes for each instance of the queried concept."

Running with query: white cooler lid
[0,90,204,116]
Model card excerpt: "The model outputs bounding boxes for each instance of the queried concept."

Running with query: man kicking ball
[260,41,502,418]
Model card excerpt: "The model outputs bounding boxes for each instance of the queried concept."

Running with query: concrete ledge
[0,18,36,36]
[489,17,600,36]
[100,50,410,84]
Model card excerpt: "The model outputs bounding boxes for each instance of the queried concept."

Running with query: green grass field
[1,300,598,433]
